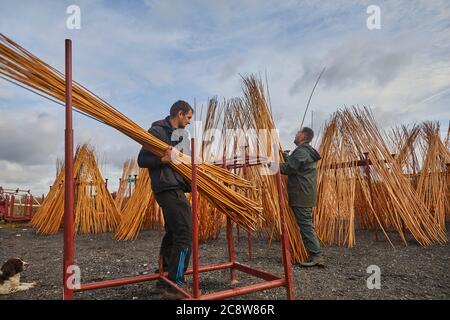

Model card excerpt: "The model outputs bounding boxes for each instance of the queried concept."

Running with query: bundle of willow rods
[114,168,163,240]
[314,107,447,247]
[415,122,449,230]
[444,124,449,223]
[202,75,308,262]
[389,125,421,178]
[241,75,308,261]
[31,144,121,234]
[389,123,450,228]
[0,34,262,230]
[115,159,138,210]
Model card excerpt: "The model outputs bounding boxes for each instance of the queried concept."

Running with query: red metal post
[63,39,75,300]
[244,146,253,261]
[191,138,200,298]
[7,194,14,220]
[224,154,238,285]
[364,152,378,239]
[233,157,241,245]
[275,169,295,300]
[28,195,33,219]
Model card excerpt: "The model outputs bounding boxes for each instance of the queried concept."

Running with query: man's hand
[161,146,179,164]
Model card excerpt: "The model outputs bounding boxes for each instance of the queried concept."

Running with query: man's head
[169,100,193,128]
[294,127,314,145]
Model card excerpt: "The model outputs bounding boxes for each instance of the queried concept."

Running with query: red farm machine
[0,187,43,223]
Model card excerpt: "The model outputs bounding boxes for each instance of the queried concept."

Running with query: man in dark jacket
[280,127,324,267]
[137,100,193,297]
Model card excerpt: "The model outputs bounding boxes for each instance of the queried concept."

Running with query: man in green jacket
[280,127,324,267]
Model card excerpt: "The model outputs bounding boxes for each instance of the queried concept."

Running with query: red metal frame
[0,192,35,222]
[63,39,75,300]
[62,39,294,300]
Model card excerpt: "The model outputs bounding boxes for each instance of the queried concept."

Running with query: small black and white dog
[0,258,36,295]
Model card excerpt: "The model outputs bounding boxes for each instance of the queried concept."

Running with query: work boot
[298,254,325,268]
[162,286,186,300]
[155,279,168,294]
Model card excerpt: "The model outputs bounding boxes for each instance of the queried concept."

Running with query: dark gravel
[0,223,449,300]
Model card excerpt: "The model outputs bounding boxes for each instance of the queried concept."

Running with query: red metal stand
[0,191,35,222]
[63,39,75,300]
[61,39,294,300]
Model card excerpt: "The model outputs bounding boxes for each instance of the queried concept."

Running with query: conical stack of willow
[416,122,449,230]
[31,144,121,234]
[202,75,309,262]
[114,168,163,240]
[445,124,450,222]
[314,107,447,247]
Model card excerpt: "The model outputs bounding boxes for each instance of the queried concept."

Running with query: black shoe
[162,285,189,300]
[298,254,325,268]
[155,279,168,294]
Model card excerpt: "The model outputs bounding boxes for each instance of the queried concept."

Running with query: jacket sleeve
[137,127,165,170]
[280,148,308,175]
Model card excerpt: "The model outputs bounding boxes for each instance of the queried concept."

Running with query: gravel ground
[0,223,449,300]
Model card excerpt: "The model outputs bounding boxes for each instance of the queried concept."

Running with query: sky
[0,0,449,195]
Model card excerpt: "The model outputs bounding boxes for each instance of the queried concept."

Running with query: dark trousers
[154,189,192,285]
[292,206,321,256]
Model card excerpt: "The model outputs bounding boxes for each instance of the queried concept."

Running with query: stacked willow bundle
[389,123,450,228]
[389,125,421,178]
[314,107,447,247]
[0,34,262,231]
[202,76,308,262]
[114,168,163,240]
[115,159,138,210]
[314,118,358,246]
[445,126,450,222]
[415,122,449,230]
[31,144,121,234]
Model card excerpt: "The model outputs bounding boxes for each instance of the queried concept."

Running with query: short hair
[301,127,314,142]
[170,100,193,117]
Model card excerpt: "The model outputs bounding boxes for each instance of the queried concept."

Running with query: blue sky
[0,0,449,195]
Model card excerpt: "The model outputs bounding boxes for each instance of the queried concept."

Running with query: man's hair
[301,127,314,143]
[170,100,193,118]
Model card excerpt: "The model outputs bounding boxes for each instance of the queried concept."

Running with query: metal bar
[75,274,160,292]
[160,276,192,298]
[191,137,200,298]
[233,158,241,245]
[243,146,253,261]
[63,39,75,300]
[224,154,238,285]
[194,279,286,300]
[364,152,378,240]
[7,195,14,220]
[233,262,281,281]
[275,168,295,300]
[185,262,234,275]
[75,262,234,292]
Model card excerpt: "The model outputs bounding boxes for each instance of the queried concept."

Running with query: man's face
[177,110,193,128]
[294,130,305,145]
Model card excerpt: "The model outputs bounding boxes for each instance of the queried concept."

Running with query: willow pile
[31,144,121,234]
[202,75,308,262]
[114,168,163,240]
[314,107,447,247]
